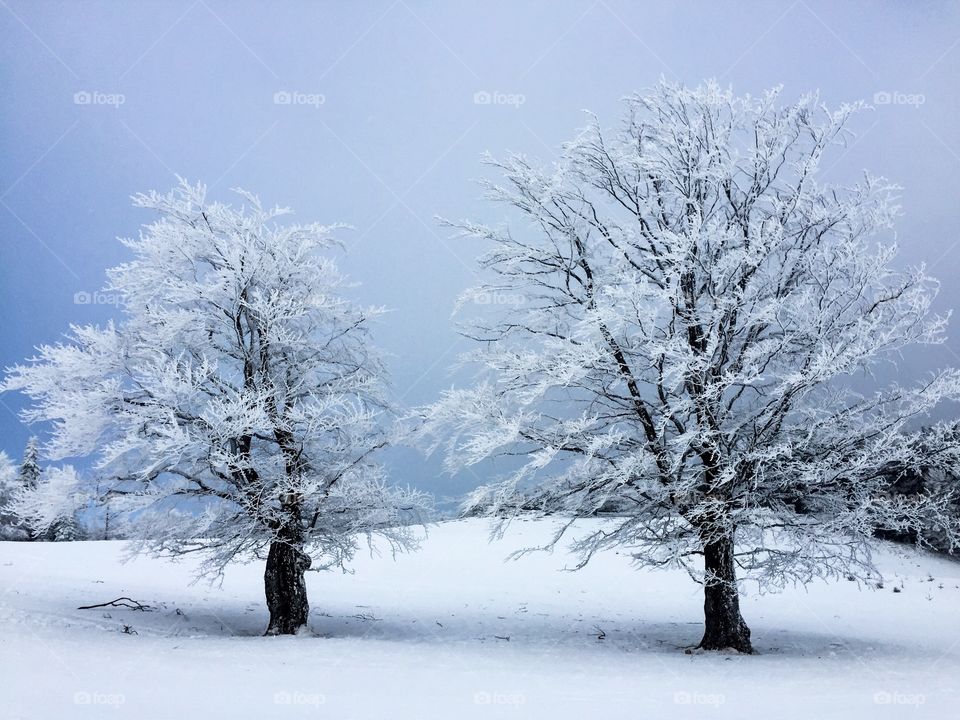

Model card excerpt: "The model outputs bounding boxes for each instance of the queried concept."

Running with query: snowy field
[2,518,959,719]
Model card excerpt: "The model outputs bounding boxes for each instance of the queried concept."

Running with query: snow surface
[2,518,959,719]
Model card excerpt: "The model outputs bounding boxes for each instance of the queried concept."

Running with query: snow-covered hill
[2,518,958,719]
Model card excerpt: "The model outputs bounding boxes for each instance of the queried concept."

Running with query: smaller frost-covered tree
[17,437,42,539]
[15,465,88,541]
[4,181,430,635]
[421,81,960,653]
[0,450,28,540]
[19,437,41,489]
[4,440,87,541]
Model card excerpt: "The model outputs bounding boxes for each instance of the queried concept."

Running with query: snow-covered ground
[1,518,958,719]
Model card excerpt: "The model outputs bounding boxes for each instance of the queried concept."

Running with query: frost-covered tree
[16,437,42,539]
[14,465,88,541]
[0,450,28,540]
[421,82,960,653]
[19,437,41,490]
[3,180,430,635]
[0,438,43,540]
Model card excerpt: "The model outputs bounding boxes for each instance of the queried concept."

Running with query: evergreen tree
[16,438,41,539]
[0,451,28,540]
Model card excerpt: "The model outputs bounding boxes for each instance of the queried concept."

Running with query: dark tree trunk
[698,533,752,653]
[264,540,311,635]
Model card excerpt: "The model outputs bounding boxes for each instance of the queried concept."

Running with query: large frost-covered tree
[422,82,960,653]
[4,180,429,635]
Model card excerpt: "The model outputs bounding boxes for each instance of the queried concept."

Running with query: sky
[2,0,960,503]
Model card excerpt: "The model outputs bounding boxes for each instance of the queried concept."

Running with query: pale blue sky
[2,0,959,501]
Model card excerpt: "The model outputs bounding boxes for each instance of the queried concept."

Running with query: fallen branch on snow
[77,597,152,612]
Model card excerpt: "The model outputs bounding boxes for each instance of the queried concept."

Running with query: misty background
[2,0,959,504]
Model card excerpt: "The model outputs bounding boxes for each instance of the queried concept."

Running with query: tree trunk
[263,540,311,635]
[698,533,752,653]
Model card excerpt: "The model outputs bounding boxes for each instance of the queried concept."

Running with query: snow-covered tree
[0,450,28,540]
[48,514,84,541]
[3,180,430,634]
[15,437,42,539]
[0,439,46,541]
[14,464,88,541]
[18,437,41,492]
[421,81,960,653]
